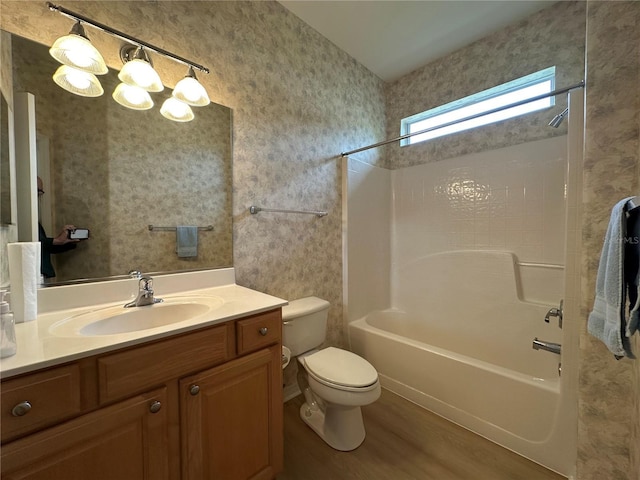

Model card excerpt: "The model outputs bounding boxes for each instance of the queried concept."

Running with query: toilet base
[299,402,366,451]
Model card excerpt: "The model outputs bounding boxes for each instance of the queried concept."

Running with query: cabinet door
[1,387,170,480]
[181,346,283,480]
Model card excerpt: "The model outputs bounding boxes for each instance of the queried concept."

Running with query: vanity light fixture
[112,83,154,110]
[118,45,164,93]
[160,97,194,122]
[172,67,210,107]
[49,21,108,75]
[47,2,211,118]
[52,64,104,97]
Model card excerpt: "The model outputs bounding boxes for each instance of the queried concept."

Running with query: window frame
[400,67,556,147]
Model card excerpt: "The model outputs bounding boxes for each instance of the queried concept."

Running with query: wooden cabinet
[1,364,82,443]
[1,309,283,480]
[181,345,283,480]
[1,388,169,480]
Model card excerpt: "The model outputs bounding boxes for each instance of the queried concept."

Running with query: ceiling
[278,1,553,82]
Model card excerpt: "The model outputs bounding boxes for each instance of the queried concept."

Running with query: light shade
[172,67,210,107]
[112,83,154,110]
[53,65,104,97]
[49,22,108,75]
[160,98,194,122]
[118,47,164,92]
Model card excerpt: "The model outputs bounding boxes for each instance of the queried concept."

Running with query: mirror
[0,92,10,225]
[7,31,233,284]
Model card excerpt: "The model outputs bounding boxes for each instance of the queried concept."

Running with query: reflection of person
[37,176,82,279]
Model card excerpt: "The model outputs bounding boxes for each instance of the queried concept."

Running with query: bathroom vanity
[0,269,285,480]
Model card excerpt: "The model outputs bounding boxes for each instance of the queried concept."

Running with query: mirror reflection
[8,31,233,284]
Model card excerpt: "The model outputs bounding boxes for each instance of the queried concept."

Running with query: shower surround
[346,135,577,475]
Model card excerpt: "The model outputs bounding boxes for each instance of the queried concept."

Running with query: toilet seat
[304,347,378,390]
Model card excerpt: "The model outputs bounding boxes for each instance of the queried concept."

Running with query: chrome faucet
[532,337,561,355]
[124,276,163,308]
[544,299,563,328]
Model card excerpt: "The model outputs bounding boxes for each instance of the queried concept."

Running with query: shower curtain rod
[341,80,585,157]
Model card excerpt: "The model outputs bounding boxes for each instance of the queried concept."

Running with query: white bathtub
[348,251,573,476]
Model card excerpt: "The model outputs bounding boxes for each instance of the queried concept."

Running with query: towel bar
[249,206,327,217]
[148,225,214,231]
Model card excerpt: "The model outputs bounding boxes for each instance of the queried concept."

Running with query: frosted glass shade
[172,68,210,107]
[49,26,107,75]
[118,59,164,92]
[53,65,104,97]
[160,98,194,122]
[112,83,154,110]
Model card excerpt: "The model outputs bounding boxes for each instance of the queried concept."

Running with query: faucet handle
[139,276,153,292]
[544,299,563,328]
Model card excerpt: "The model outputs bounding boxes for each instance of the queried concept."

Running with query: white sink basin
[49,295,224,337]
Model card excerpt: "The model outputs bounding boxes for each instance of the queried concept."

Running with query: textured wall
[579,2,640,479]
[0,1,386,344]
[384,1,586,170]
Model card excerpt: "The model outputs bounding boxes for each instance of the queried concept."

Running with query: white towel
[587,197,634,358]
[176,226,198,258]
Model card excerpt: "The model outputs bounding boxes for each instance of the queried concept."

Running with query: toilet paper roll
[8,242,41,323]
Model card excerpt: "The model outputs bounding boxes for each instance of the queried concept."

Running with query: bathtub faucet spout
[532,338,561,355]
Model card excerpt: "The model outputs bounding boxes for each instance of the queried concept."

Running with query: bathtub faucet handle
[544,299,563,328]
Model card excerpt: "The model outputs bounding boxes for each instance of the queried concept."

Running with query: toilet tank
[282,296,330,356]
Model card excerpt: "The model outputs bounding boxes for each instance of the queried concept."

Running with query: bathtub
[348,251,573,476]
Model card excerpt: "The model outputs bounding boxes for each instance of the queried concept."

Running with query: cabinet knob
[149,401,162,413]
[259,327,268,336]
[12,401,32,417]
[189,384,200,396]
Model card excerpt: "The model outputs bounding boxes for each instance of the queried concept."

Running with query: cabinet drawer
[98,323,233,404]
[236,309,282,355]
[1,364,81,442]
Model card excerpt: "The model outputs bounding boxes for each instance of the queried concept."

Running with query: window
[400,67,556,146]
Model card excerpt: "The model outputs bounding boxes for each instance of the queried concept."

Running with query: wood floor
[278,389,564,480]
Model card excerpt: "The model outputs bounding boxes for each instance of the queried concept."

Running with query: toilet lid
[304,347,378,388]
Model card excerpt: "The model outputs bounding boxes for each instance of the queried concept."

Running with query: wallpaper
[384,1,586,170]
[579,2,640,479]
[0,0,386,345]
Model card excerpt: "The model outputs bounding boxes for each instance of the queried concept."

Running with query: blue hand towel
[588,197,635,358]
[176,226,198,258]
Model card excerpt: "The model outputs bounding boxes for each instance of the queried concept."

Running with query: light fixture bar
[46,2,210,74]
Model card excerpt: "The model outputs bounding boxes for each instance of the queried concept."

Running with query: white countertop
[0,269,287,379]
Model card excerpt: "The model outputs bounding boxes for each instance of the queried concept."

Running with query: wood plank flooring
[277,389,565,480]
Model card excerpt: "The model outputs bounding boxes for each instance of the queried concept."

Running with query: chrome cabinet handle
[12,401,32,417]
[259,327,268,336]
[189,384,200,396]
[149,401,162,413]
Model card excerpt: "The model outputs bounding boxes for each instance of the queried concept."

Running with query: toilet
[283,296,381,451]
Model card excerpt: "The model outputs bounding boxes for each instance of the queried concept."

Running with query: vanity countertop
[0,270,287,379]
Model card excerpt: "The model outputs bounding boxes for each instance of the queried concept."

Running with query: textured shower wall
[391,136,567,305]
[1,1,386,344]
[384,1,586,170]
[580,2,640,479]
